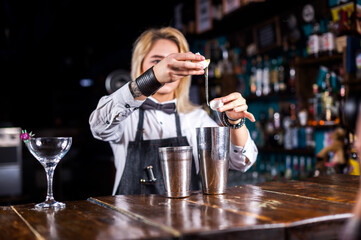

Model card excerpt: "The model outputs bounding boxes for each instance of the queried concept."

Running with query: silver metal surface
[205,67,209,106]
[0,127,21,148]
[0,127,22,196]
[196,127,230,194]
[159,146,192,198]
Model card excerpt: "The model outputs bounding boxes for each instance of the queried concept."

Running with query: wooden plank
[90,194,284,240]
[187,185,353,240]
[286,217,348,240]
[301,174,359,190]
[12,201,173,240]
[190,186,353,223]
[92,181,354,239]
[1,176,355,240]
[257,180,358,204]
[0,206,36,240]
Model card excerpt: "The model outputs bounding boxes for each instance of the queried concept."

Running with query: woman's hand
[212,92,256,123]
[153,52,205,84]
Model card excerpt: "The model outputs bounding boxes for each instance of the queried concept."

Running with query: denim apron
[117,109,200,195]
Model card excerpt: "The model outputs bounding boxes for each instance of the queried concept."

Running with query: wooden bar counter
[1,174,359,240]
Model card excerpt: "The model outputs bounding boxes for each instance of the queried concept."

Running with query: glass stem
[45,166,56,202]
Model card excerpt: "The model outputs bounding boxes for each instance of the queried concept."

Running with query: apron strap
[175,111,182,137]
[136,109,183,141]
[135,109,145,141]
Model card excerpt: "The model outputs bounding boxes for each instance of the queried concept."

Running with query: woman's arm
[89,82,143,142]
[210,92,258,171]
[90,52,205,141]
[212,92,256,148]
[130,52,206,101]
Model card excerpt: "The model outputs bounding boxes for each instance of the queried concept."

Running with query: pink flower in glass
[20,130,32,143]
[20,132,30,141]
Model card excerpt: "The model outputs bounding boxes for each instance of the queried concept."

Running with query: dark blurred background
[0,0,179,205]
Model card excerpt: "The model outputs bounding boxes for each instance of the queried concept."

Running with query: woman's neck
[152,92,175,103]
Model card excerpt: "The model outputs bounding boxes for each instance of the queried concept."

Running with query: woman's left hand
[211,92,256,123]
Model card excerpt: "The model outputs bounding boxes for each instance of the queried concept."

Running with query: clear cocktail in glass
[25,137,72,209]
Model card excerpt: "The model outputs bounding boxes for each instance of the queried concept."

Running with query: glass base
[35,201,66,209]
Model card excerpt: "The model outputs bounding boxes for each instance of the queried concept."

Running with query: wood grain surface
[0,175,358,240]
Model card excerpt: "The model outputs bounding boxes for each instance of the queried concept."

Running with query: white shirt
[89,82,258,195]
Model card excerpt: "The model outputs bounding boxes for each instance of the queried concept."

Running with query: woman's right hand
[152,52,206,84]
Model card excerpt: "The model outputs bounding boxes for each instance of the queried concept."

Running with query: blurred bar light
[79,78,94,87]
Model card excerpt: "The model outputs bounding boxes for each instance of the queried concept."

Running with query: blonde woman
[89,27,258,195]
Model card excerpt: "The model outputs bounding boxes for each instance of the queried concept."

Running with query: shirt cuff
[229,130,258,172]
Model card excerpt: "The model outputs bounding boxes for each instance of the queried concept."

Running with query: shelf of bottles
[227,56,345,184]
[191,32,347,183]
[187,0,359,183]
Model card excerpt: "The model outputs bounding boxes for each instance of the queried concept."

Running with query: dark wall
[0,0,178,204]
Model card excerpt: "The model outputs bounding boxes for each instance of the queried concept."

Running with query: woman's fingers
[226,110,256,123]
[218,93,245,112]
[170,56,204,71]
[243,111,256,122]
[172,70,205,77]
[173,52,205,61]
[154,52,206,83]
[167,52,206,79]
[214,92,256,123]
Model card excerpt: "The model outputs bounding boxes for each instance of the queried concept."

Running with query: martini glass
[26,137,72,209]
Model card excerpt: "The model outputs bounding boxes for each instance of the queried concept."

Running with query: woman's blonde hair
[131,27,199,113]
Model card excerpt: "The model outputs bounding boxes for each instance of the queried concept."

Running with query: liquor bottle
[277,56,287,92]
[336,9,352,36]
[255,55,263,97]
[249,58,257,95]
[273,112,284,147]
[290,103,299,149]
[278,155,286,179]
[266,107,275,145]
[256,111,267,147]
[315,66,328,123]
[316,66,328,92]
[254,121,265,147]
[288,60,296,93]
[305,126,314,148]
[283,114,293,150]
[262,55,270,96]
[270,58,279,93]
[298,109,308,149]
[292,156,299,179]
[322,89,333,123]
[285,155,293,179]
[238,59,250,97]
[307,96,317,126]
[300,156,306,178]
[306,157,313,177]
[321,21,336,56]
[330,71,340,94]
[311,83,322,124]
[308,22,321,58]
[270,155,278,180]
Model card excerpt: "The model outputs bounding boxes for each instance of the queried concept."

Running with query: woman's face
[142,39,180,98]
